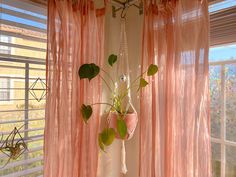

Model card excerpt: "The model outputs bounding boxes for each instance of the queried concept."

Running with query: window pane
[0,78,11,101]
[226,145,236,177]
[0,78,9,88]
[209,44,236,62]
[225,64,236,142]
[210,65,221,138]
[209,0,236,13]
[212,142,221,177]
[0,63,45,176]
[0,0,46,175]
[0,35,11,54]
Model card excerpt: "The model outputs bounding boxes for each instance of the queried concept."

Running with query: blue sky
[209,0,236,13]
[1,13,47,29]
[210,44,236,62]
[0,1,235,62]
[0,4,47,29]
[1,4,46,19]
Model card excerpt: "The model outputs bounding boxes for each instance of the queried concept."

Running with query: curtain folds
[44,1,105,177]
[139,0,211,177]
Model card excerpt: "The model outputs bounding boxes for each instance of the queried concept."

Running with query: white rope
[119,19,128,175]
[121,140,128,174]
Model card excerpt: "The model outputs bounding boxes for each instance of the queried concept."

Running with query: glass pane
[0,1,46,175]
[225,64,236,142]
[209,44,236,62]
[212,142,221,177]
[0,61,45,175]
[226,145,236,177]
[209,0,236,13]
[210,65,221,138]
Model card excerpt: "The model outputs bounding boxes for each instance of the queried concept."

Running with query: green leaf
[147,64,158,76]
[117,118,127,139]
[78,63,100,81]
[108,54,117,67]
[101,128,115,146]
[80,104,92,123]
[139,78,148,88]
[98,134,105,151]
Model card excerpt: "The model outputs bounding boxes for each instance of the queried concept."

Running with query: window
[0,0,47,176]
[210,53,236,177]
[209,1,236,177]
[0,35,11,54]
[0,77,11,101]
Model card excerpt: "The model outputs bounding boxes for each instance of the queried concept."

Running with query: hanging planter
[78,19,158,174]
[108,111,138,140]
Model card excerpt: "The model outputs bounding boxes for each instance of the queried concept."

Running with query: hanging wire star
[29,77,48,102]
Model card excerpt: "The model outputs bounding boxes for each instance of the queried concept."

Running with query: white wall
[125,5,143,177]
[98,3,143,177]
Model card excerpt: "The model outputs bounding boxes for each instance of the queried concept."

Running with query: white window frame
[210,59,236,177]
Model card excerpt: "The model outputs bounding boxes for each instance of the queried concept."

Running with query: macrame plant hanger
[108,0,143,174]
[119,18,129,174]
[115,9,138,175]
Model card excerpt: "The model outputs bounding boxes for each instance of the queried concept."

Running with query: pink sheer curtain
[44,1,106,177]
[139,0,211,177]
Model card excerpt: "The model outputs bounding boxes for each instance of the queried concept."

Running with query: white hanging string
[117,18,130,77]
[119,19,128,175]
[121,140,127,174]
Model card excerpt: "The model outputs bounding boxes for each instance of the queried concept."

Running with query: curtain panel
[44,1,106,177]
[139,0,211,177]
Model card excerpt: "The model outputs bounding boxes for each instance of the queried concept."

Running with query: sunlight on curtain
[44,1,106,177]
[139,0,211,177]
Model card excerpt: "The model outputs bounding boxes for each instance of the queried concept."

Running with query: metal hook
[121,1,130,19]
[111,0,143,18]
[121,7,127,18]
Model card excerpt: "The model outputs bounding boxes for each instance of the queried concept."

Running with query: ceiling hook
[121,5,128,18]
[121,8,126,18]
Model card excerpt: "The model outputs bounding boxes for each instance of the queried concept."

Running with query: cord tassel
[121,140,127,174]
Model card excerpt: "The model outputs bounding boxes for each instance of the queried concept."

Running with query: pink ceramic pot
[108,112,138,140]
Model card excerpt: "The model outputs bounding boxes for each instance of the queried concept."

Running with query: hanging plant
[78,54,158,151]
[0,125,28,168]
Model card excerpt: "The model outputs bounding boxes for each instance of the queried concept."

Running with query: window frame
[210,58,236,177]
[0,0,47,175]
[0,58,46,176]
